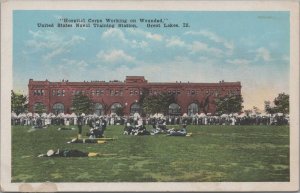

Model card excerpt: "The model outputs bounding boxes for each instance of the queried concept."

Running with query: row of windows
[187,89,240,96]
[168,103,200,115]
[167,90,181,95]
[132,88,239,96]
[110,90,123,96]
[52,90,65,96]
[187,89,218,96]
[33,102,201,116]
[50,89,123,97]
[35,88,240,97]
[72,90,124,96]
[33,89,45,96]
[75,90,106,96]
[227,90,240,95]
[130,90,142,95]
[33,102,138,115]
[149,89,240,96]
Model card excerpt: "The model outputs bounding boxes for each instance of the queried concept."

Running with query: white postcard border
[1,0,299,192]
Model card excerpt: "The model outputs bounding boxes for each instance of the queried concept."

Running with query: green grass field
[12,124,289,182]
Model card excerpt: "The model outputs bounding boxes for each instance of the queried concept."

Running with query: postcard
[1,0,299,192]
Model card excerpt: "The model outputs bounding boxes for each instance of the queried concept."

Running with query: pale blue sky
[13,11,290,110]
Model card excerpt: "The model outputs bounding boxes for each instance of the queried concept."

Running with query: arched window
[188,103,198,116]
[168,103,181,115]
[130,103,141,114]
[33,102,46,113]
[95,103,104,116]
[52,103,64,115]
[110,103,122,114]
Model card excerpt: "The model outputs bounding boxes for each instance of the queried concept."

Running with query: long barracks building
[28,76,241,116]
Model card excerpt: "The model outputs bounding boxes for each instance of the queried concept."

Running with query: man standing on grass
[77,114,84,139]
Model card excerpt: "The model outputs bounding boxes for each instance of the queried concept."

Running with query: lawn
[12,124,289,182]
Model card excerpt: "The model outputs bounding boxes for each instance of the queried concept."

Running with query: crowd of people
[123,116,192,137]
[11,111,289,128]
[16,111,287,158]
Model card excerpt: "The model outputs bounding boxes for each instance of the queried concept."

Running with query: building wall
[28,76,241,115]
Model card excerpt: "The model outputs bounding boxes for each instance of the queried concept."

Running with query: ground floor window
[188,103,199,116]
[168,103,181,115]
[130,102,141,114]
[110,103,122,114]
[52,103,64,115]
[33,102,46,113]
[94,103,104,116]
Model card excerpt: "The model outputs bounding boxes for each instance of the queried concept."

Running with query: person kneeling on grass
[37,149,99,157]
[151,122,167,135]
[86,121,104,138]
[167,124,187,136]
[134,124,150,136]
[123,122,133,135]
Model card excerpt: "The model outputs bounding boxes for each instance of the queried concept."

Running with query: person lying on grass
[167,124,187,136]
[32,125,48,129]
[67,138,106,144]
[37,149,99,157]
[57,127,76,131]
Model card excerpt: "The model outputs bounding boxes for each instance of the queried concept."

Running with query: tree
[243,106,260,116]
[139,88,150,117]
[274,93,289,114]
[34,103,46,115]
[71,93,94,115]
[264,101,275,114]
[200,95,212,113]
[215,95,243,115]
[244,109,252,116]
[252,106,261,114]
[114,106,124,116]
[142,92,175,115]
[139,87,150,104]
[11,90,28,115]
[265,93,289,114]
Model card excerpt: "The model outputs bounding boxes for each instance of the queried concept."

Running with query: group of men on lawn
[124,118,188,136]
[38,116,188,158]
[38,116,107,157]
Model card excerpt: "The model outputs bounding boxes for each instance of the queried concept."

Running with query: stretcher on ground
[68,137,117,140]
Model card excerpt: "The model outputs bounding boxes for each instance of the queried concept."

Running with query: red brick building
[28,76,241,115]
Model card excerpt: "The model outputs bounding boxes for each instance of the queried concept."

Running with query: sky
[13,11,290,110]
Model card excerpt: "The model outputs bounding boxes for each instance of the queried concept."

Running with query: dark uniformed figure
[77,115,84,138]
[37,149,99,157]
[67,138,106,144]
[123,122,133,135]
